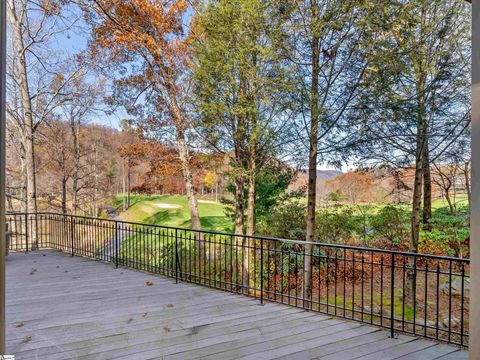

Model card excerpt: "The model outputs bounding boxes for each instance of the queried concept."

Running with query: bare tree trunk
[71,118,80,214]
[246,172,255,235]
[464,161,471,215]
[244,157,256,294]
[412,159,424,247]
[176,131,201,232]
[422,141,432,229]
[234,174,245,293]
[127,161,131,209]
[122,160,126,211]
[408,63,427,308]
[8,0,37,247]
[303,3,320,308]
[94,147,98,217]
[20,158,27,212]
[61,176,68,215]
[234,176,245,236]
[445,187,454,214]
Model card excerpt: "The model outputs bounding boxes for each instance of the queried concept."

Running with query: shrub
[370,205,409,246]
[257,199,307,240]
[421,205,469,257]
[315,206,359,244]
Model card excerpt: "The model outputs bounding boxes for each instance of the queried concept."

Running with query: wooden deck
[6,251,468,360]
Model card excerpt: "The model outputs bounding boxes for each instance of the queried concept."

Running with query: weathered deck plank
[6,251,468,359]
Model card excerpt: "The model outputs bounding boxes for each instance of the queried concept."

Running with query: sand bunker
[198,200,218,204]
[153,203,182,209]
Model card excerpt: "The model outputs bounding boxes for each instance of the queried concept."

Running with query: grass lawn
[113,194,233,232]
[431,194,469,210]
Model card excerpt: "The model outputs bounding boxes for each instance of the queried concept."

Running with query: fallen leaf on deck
[22,335,32,343]
[145,281,154,286]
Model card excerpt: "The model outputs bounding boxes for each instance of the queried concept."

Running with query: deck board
[6,251,468,359]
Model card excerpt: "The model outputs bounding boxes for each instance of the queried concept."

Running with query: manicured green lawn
[431,194,468,210]
[114,194,233,232]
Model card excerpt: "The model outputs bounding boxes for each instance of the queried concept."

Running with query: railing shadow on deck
[5,212,469,348]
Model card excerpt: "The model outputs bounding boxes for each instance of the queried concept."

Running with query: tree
[284,0,370,306]
[7,0,81,246]
[193,0,294,291]
[193,0,294,232]
[351,0,470,308]
[42,120,74,214]
[86,0,202,233]
[353,0,470,252]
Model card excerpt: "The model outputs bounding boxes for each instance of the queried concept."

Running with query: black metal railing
[5,212,469,347]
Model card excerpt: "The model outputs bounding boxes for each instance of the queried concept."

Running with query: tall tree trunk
[8,0,38,247]
[303,2,320,308]
[71,119,80,214]
[127,162,131,209]
[422,140,432,228]
[93,147,99,217]
[122,160,126,211]
[411,152,423,253]
[244,155,256,294]
[464,161,471,216]
[20,157,27,212]
[176,131,201,232]
[445,186,454,214]
[61,176,67,215]
[407,127,423,309]
[246,171,255,235]
[234,176,245,236]
[408,61,427,307]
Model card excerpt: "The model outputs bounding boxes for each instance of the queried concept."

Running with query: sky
[55,18,125,129]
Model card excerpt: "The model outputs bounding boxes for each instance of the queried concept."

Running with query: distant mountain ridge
[316,169,343,180]
[296,169,343,180]
[289,169,343,193]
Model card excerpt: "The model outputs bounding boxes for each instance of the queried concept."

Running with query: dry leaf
[22,335,32,343]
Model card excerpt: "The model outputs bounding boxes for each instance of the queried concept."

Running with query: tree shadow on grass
[143,209,181,225]
[200,216,233,232]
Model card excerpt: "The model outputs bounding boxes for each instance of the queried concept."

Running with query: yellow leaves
[204,171,217,189]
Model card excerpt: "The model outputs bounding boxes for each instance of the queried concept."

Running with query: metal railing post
[260,237,264,305]
[389,253,396,338]
[175,228,179,284]
[70,216,75,257]
[24,214,28,252]
[115,221,119,268]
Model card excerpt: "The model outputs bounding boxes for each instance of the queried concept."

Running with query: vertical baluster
[260,237,264,305]
[389,253,395,338]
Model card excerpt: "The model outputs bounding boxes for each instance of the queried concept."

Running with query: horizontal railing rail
[5,212,469,347]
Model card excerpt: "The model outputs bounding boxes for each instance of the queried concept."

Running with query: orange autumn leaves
[91,0,191,69]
